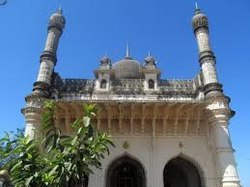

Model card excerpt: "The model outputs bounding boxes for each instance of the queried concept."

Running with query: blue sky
[0,0,249,186]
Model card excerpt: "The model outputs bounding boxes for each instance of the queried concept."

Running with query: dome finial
[126,42,130,58]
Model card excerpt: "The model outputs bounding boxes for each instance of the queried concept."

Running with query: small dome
[145,53,156,66]
[192,9,208,32]
[112,58,141,79]
[49,8,66,30]
[100,56,110,66]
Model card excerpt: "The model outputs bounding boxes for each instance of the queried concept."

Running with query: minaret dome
[192,7,208,33]
[49,8,66,31]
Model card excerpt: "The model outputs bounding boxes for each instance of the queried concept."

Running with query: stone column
[23,108,41,139]
[207,98,240,187]
[22,94,43,139]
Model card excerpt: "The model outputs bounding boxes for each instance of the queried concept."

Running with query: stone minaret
[192,5,241,187]
[192,5,223,98]
[33,8,65,96]
[22,9,65,139]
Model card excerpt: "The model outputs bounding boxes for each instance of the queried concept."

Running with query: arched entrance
[164,157,202,187]
[106,156,146,187]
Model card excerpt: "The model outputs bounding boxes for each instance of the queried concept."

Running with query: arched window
[106,156,146,187]
[100,79,107,89]
[164,157,203,187]
[148,79,154,89]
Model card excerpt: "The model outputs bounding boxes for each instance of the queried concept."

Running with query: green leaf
[71,136,78,146]
[25,176,33,186]
[83,117,90,127]
[49,165,59,176]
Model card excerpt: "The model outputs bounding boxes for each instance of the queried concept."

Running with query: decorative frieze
[52,102,207,136]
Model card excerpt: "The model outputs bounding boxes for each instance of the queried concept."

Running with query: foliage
[0,128,24,170]
[0,101,114,187]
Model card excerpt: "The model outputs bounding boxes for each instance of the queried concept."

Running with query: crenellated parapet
[52,76,204,101]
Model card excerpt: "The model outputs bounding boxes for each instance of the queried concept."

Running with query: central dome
[112,57,141,79]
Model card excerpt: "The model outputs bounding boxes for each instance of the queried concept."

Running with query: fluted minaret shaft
[34,9,65,95]
[192,8,222,97]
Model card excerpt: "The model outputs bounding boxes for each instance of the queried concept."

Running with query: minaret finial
[126,42,130,58]
[58,6,62,14]
[194,1,201,14]
[195,1,199,10]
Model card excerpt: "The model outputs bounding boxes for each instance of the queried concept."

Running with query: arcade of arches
[106,156,202,187]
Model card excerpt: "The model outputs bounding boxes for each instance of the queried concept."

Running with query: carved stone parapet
[40,50,57,65]
[25,92,47,102]
[193,19,209,34]
[48,15,65,33]
[21,106,42,116]
[199,50,216,65]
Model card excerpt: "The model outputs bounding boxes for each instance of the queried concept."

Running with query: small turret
[94,54,112,91]
[145,52,156,66]
[142,52,160,91]
[100,55,111,67]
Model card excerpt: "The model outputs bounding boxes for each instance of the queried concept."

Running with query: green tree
[0,101,114,187]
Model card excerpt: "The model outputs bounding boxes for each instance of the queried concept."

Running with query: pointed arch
[106,153,146,187]
[148,79,155,89]
[163,154,205,187]
[100,79,107,89]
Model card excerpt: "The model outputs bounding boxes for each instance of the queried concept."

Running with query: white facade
[89,136,218,187]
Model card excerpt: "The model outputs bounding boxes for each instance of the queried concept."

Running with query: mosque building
[22,5,241,187]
